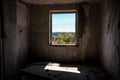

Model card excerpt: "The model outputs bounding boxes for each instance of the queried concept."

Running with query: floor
[7,62,112,80]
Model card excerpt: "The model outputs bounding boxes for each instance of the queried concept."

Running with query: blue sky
[52,13,76,32]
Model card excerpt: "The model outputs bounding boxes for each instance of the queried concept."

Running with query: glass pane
[52,13,76,45]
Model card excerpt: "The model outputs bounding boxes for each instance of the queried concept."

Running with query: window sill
[50,44,79,47]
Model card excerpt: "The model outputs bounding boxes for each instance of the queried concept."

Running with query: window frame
[49,10,78,46]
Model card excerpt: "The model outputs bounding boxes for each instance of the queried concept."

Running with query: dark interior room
[0,0,120,80]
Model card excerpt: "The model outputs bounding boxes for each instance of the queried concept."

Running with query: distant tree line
[52,32,76,44]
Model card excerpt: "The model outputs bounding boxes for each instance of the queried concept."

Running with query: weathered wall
[16,0,29,69]
[2,0,29,78]
[29,3,102,63]
[0,1,2,79]
[3,0,18,77]
[0,0,4,79]
[101,0,120,79]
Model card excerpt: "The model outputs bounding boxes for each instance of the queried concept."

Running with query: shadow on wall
[29,2,102,65]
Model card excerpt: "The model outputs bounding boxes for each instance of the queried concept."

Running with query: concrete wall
[101,0,120,79]
[29,3,102,63]
[16,0,29,69]
[2,0,29,78]
[3,0,17,77]
[0,1,2,79]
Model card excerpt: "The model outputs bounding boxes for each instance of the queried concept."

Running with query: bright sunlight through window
[44,63,81,74]
[49,10,77,46]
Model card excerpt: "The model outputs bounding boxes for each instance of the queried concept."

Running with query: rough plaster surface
[3,0,29,78]
[17,1,28,26]
[3,0,17,77]
[29,4,102,63]
[101,0,120,79]
[16,1,29,69]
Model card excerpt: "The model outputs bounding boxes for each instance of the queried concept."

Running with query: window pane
[51,13,76,45]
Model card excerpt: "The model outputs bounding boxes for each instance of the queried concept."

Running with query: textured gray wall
[101,0,120,79]
[16,1,29,69]
[29,3,102,63]
[3,0,17,77]
[0,3,2,80]
[2,0,29,78]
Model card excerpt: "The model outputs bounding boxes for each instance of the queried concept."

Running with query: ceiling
[21,0,100,4]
